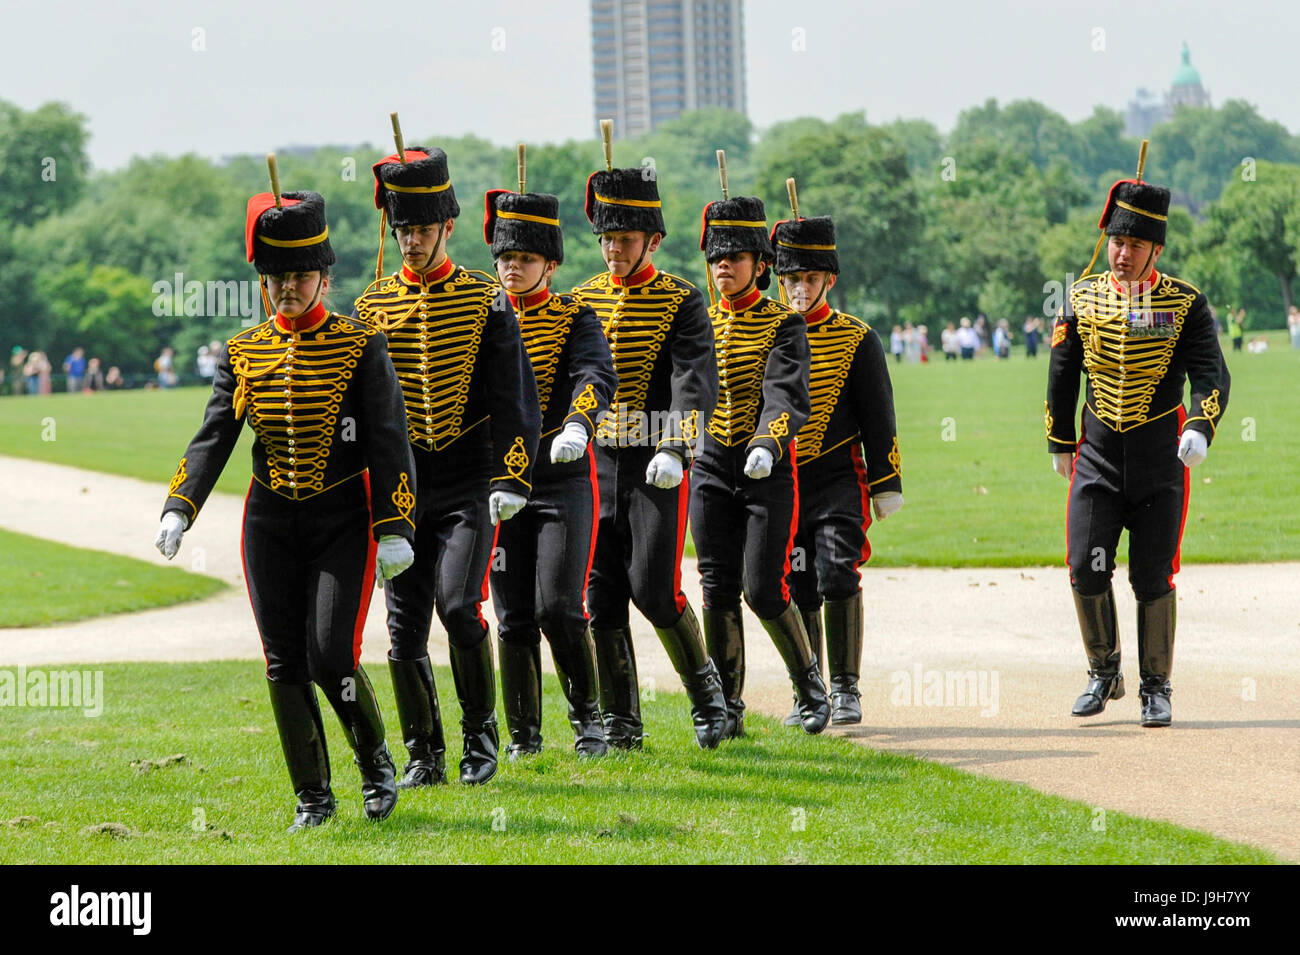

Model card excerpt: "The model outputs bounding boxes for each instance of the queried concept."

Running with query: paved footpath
[2,455,1297,860]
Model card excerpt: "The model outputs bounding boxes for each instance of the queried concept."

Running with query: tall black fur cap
[701,197,773,290]
[1099,179,1170,245]
[484,190,564,264]
[771,216,839,275]
[585,168,667,236]
[244,190,336,275]
[373,146,461,227]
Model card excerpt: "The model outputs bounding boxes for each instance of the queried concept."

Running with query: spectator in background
[941,322,958,362]
[890,325,904,363]
[993,319,1012,359]
[903,321,920,363]
[9,347,27,395]
[155,347,178,388]
[1228,309,1245,352]
[85,357,105,392]
[105,366,125,389]
[957,317,978,360]
[1287,305,1300,349]
[63,347,87,392]
[24,350,52,394]
[196,344,216,381]
[1023,316,1042,358]
[974,314,989,351]
[916,324,929,363]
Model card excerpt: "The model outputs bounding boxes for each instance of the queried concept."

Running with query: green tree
[33,264,159,371]
[0,99,91,222]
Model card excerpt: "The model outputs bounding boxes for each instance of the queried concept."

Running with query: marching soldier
[483,162,618,759]
[691,185,830,738]
[771,209,903,726]
[355,139,541,785]
[1046,142,1230,728]
[155,177,417,831]
[570,123,728,750]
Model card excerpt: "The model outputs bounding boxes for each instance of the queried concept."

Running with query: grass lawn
[0,528,226,627]
[0,661,1277,864]
[1,331,1295,566]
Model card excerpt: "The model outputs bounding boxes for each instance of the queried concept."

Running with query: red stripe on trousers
[849,443,874,566]
[352,471,379,670]
[582,445,600,619]
[673,470,690,614]
[779,443,800,604]
[1170,406,1191,591]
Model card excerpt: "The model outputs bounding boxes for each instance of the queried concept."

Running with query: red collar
[610,263,657,288]
[508,288,553,312]
[1108,268,1159,295]
[803,301,833,325]
[274,302,329,334]
[401,256,455,286]
[720,286,762,313]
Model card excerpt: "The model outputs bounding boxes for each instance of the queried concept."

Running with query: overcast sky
[2,0,1292,171]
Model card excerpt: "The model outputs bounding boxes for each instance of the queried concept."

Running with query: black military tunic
[1047,270,1230,599]
[354,258,541,653]
[163,304,416,684]
[689,285,810,620]
[570,263,717,629]
[489,288,615,650]
[788,302,901,609]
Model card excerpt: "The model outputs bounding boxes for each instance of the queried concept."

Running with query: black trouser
[587,443,691,630]
[1067,407,1190,602]
[242,472,377,690]
[491,450,598,650]
[690,438,798,620]
[386,442,496,656]
[789,446,872,610]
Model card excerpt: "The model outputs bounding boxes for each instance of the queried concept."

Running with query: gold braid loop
[390,472,415,522]
[503,436,530,480]
[168,457,188,494]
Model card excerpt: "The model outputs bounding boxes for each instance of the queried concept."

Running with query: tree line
[3,96,1299,376]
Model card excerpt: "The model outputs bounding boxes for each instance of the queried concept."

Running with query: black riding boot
[1070,588,1125,717]
[1137,590,1176,728]
[500,639,543,760]
[759,602,831,735]
[321,666,398,822]
[785,605,825,726]
[655,603,728,749]
[703,606,746,739]
[592,626,643,749]
[550,630,609,757]
[267,679,335,833]
[450,638,500,784]
[826,592,863,725]
[387,653,447,787]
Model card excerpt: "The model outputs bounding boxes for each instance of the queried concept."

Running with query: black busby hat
[701,196,773,290]
[770,216,838,275]
[244,190,336,275]
[372,146,461,227]
[484,190,564,265]
[1099,179,1170,246]
[585,168,667,236]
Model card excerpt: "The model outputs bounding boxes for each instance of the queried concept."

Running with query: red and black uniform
[1047,169,1230,726]
[162,188,412,829]
[489,285,615,755]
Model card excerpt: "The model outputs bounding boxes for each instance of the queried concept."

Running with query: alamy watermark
[889,662,999,717]
[1,666,104,717]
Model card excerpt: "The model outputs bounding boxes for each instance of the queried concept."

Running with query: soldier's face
[396,220,454,269]
[781,270,836,312]
[266,271,328,317]
[600,231,660,277]
[496,250,556,294]
[1108,235,1161,283]
[711,253,765,298]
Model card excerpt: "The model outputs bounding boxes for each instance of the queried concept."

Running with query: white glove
[1052,452,1074,479]
[489,490,527,525]
[374,535,415,588]
[743,447,773,480]
[1177,429,1208,468]
[872,492,904,520]
[549,422,590,464]
[154,511,189,559]
[645,451,684,489]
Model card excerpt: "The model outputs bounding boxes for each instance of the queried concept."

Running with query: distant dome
[1172,42,1202,87]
